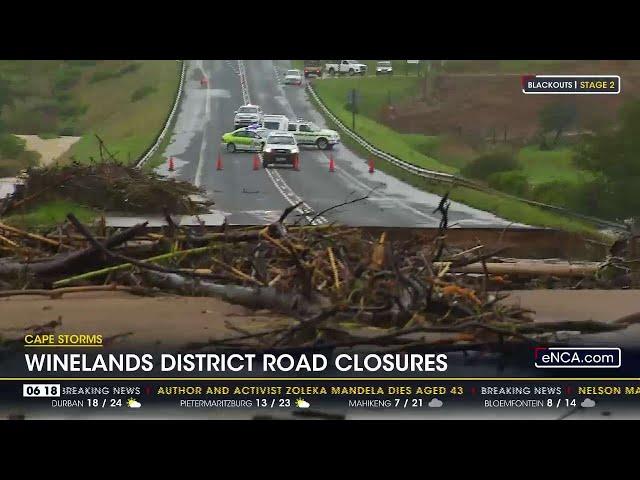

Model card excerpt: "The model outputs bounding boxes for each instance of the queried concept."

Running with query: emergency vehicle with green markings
[287,120,340,150]
[221,126,267,153]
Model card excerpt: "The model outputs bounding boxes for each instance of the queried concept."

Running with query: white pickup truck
[325,60,367,76]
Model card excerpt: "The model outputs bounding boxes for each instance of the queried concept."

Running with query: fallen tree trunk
[0,284,150,299]
[0,222,148,278]
[435,261,599,277]
[144,271,329,317]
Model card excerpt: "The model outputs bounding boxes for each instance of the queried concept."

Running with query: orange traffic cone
[329,155,335,172]
[368,157,375,174]
[293,154,300,171]
[216,152,223,171]
[253,154,260,171]
[168,156,174,172]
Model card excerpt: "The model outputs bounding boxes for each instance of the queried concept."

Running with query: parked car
[303,60,323,77]
[376,60,393,75]
[325,60,367,76]
[284,69,303,86]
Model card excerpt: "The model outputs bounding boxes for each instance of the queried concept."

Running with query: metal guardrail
[306,82,627,232]
[135,60,186,168]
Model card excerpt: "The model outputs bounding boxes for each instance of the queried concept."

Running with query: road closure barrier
[305,82,626,232]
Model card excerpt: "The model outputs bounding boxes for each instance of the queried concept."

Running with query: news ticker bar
[5,379,640,415]
[522,75,621,94]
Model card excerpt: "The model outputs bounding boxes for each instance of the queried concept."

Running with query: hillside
[0,60,180,169]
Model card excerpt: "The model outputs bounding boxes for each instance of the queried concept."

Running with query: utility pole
[350,88,357,131]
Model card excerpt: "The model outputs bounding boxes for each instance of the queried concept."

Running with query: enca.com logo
[534,347,622,369]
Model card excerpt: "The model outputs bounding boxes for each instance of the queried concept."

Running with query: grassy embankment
[311,76,599,235]
[0,60,181,227]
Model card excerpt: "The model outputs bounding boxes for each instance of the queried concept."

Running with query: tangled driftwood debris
[0,190,636,353]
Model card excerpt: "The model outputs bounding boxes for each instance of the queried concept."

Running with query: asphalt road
[158,60,513,228]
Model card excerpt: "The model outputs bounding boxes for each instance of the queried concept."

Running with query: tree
[538,102,577,146]
[461,151,520,180]
[573,100,640,220]
[575,99,640,180]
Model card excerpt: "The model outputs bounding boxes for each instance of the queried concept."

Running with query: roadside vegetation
[311,99,597,235]
[0,60,181,227]
[0,60,181,166]
[3,199,96,230]
[310,63,639,228]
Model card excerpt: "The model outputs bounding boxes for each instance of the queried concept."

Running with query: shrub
[487,170,530,196]
[58,101,88,118]
[54,92,72,103]
[31,99,60,116]
[89,70,119,83]
[0,133,26,158]
[118,63,141,76]
[461,151,519,180]
[531,180,582,209]
[130,85,156,102]
[20,149,41,166]
[38,132,59,140]
[344,102,358,114]
[53,67,82,91]
[58,124,79,136]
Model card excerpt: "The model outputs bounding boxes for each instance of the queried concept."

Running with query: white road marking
[333,165,441,224]
[237,60,327,225]
[273,60,442,224]
[194,62,212,188]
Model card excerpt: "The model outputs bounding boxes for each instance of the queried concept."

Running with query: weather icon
[295,398,310,409]
[127,398,142,409]
[428,398,443,408]
[581,398,596,408]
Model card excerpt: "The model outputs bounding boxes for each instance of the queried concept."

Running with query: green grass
[310,82,599,236]
[0,60,181,166]
[63,61,181,165]
[37,132,60,140]
[314,75,418,118]
[400,133,476,170]
[314,79,455,174]
[4,200,97,229]
[517,145,595,185]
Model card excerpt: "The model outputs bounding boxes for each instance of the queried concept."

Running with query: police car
[221,124,267,153]
[287,120,340,150]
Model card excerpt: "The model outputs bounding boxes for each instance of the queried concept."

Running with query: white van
[262,114,289,132]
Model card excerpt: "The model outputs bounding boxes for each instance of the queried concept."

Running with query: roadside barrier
[136,60,186,168]
[306,82,626,232]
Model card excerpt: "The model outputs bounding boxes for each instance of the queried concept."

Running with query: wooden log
[0,222,148,277]
[435,261,599,277]
[0,221,71,250]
